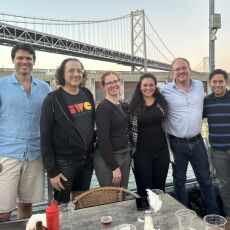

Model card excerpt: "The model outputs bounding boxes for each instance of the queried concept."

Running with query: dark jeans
[211,147,230,216]
[54,157,93,203]
[133,148,170,197]
[170,135,219,214]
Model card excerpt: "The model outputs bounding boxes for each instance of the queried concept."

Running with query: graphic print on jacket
[62,89,93,144]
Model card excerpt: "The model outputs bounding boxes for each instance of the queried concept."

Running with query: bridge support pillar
[131,9,147,72]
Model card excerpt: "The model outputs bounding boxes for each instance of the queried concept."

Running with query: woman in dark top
[94,71,131,188]
[129,72,170,197]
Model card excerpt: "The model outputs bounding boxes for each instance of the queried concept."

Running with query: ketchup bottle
[46,201,60,230]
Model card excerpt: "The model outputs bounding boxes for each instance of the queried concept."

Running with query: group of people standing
[0,43,229,222]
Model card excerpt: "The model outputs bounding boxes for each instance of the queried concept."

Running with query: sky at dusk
[0,0,230,72]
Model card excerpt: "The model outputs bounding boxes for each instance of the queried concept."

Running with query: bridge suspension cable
[144,15,175,63]
[0,11,130,25]
[145,34,172,63]
[0,11,131,54]
[193,57,209,72]
[0,10,174,71]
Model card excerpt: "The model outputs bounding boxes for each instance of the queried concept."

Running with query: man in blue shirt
[203,69,230,218]
[161,57,219,214]
[0,43,51,221]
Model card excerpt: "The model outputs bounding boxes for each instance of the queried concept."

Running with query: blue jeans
[211,147,230,216]
[170,135,219,214]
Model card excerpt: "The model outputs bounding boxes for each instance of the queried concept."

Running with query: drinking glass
[175,209,197,230]
[149,189,164,213]
[151,189,164,197]
[59,201,75,227]
[203,214,227,230]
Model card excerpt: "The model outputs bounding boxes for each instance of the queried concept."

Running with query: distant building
[0,68,210,102]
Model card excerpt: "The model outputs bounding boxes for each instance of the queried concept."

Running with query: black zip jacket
[40,87,95,178]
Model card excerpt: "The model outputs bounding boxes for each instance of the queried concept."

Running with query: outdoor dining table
[0,193,207,230]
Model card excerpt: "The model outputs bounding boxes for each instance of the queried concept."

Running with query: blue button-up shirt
[160,80,205,138]
[0,73,51,161]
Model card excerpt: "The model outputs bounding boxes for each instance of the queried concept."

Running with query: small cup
[175,209,197,230]
[101,216,112,226]
[203,214,227,230]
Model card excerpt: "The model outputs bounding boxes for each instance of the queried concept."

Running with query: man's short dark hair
[209,69,229,81]
[11,43,36,61]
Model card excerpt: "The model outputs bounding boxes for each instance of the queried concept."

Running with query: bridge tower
[131,9,147,72]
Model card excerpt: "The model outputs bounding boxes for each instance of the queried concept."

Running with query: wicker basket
[73,186,139,209]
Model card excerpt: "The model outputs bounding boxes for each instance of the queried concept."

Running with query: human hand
[112,167,122,186]
[50,173,67,191]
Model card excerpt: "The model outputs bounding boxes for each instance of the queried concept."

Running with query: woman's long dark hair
[128,72,168,118]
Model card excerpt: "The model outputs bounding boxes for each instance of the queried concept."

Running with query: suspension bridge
[0,10,179,71]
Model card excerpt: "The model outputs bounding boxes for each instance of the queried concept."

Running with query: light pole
[209,0,221,73]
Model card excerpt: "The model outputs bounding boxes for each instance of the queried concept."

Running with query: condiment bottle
[144,210,154,230]
[46,201,60,230]
[33,221,47,230]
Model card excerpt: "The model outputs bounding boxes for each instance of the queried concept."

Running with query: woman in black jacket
[40,58,95,203]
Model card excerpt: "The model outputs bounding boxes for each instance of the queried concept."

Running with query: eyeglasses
[173,66,189,72]
[104,79,120,86]
[65,68,85,75]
